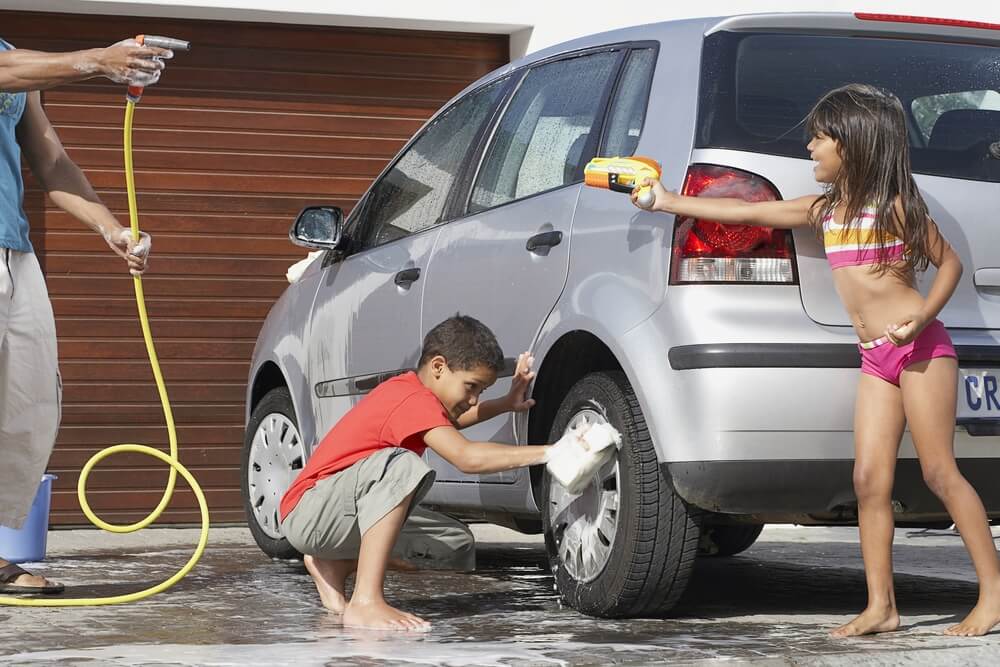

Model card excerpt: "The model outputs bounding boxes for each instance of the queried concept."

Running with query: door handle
[526,231,563,252]
[974,268,1000,295]
[394,267,421,286]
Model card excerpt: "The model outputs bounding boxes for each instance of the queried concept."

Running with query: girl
[633,83,1000,638]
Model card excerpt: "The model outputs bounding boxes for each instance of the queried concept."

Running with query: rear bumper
[668,459,1000,521]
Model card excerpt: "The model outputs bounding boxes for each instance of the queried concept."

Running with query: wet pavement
[3,524,1000,665]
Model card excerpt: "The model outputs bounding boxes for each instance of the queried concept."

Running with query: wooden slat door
[0,10,507,525]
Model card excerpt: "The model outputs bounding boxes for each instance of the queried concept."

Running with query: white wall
[1,0,999,57]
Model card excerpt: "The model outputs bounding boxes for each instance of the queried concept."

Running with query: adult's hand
[97,39,173,86]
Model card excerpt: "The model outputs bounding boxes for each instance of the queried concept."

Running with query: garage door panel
[1,9,507,525]
[57,146,390,179]
[33,211,297,237]
[45,105,423,141]
[54,446,241,468]
[44,88,442,117]
[31,232,308,258]
[62,404,244,425]
[61,383,246,404]
[57,426,241,447]
[52,297,274,320]
[52,125,407,158]
[59,360,250,383]
[27,190,344,216]
[57,318,260,339]
[27,169,367,198]
[9,15,507,61]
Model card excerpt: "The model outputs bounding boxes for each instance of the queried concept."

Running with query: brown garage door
[0,10,507,525]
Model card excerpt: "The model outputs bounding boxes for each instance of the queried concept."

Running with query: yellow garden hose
[0,98,209,606]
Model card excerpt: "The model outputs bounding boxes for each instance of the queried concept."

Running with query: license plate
[958,369,1000,420]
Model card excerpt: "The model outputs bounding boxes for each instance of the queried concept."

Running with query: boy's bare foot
[342,598,430,631]
[303,555,353,613]
[387,557,418,572]
[830,605,900,638]
[946,582,1000,636]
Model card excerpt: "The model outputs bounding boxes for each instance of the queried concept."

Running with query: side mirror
[289,206,344,249]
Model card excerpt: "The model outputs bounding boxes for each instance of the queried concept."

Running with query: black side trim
[669,343,1000,370]
[315,356,518,398]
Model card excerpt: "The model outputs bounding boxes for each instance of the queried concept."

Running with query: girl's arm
[919,219,963,322]
[423,425,549,475]
[884,202,962,345]
[633,178,818,229]
[888,220,961,338]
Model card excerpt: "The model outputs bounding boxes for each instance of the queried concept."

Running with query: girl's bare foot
[946,581,1000,636]
[830,604,900,637]
[342,598,430,631]
[303,555,353,613]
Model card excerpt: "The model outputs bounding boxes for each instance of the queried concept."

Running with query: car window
[351,78,507,250]
[912,90,1000,142]
[697,32,1000,183]
[602,48,656,157]
[469,51,619,213]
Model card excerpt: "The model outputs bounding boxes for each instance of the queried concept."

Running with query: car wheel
[241,387,304,559]
[700,524,764,557]
[542,371,700,617]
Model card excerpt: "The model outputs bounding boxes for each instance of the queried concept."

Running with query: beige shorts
[281,447,475,570]
[0,250,61,530]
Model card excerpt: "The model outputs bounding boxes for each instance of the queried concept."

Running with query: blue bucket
[0,474,57,563]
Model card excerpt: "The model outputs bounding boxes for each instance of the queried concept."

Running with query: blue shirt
[0,38,32,253]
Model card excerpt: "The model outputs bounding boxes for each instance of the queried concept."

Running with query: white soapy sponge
[546,419,622,495]
[286,250,324,283]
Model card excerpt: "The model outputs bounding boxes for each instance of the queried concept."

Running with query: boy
[279,315,552,630]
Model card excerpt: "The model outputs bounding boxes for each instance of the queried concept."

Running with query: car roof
[453,12,1000,100]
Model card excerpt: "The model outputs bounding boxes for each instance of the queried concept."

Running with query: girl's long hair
[805,84,932,279]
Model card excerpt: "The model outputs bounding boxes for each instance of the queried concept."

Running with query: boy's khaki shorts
[281,447,475,570]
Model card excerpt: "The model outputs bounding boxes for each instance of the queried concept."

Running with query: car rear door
[419,47,646,485]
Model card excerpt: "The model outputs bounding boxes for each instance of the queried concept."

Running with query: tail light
[670,164,797,284]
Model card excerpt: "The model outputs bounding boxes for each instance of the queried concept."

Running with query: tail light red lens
[670,164,797,284]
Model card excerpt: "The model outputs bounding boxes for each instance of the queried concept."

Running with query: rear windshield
[697,32,1000,183]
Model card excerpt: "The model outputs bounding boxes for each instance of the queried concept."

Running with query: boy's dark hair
[418,315,504,373]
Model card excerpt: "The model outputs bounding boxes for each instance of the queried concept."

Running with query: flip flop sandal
[0,562,65,594]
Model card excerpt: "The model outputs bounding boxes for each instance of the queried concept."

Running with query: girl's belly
[831,265,926,341]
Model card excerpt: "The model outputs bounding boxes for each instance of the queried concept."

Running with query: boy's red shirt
[279,371,452,521]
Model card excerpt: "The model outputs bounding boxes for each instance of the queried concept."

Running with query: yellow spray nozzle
[584,156,662,209]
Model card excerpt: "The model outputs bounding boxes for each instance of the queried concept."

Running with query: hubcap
[247,412,303,540]
[546,409,621,583]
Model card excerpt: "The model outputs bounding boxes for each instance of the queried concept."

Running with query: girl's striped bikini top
[822,205,905,270]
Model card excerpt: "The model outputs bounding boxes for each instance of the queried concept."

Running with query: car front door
[306,79,509,440]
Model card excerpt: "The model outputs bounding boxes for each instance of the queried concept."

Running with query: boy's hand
[505,351,536,413]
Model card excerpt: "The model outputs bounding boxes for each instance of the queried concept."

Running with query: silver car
[242,12,1000,617]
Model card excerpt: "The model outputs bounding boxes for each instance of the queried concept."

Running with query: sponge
[546,420,622,495]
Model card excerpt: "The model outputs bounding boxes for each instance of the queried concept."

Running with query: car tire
[700,524,764,557]
[241,386,303,560]
[542,371,700,617]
